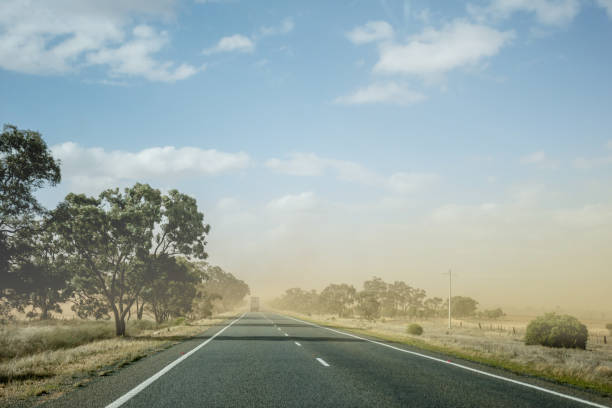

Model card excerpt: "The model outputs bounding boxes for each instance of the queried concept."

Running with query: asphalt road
[45,312,611,408]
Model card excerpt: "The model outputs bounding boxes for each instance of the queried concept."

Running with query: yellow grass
[0,317,224,406]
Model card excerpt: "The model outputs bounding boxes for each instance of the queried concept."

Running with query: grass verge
[0,317,225,407]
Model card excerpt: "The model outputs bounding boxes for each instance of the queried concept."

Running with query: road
[45,312,611,408]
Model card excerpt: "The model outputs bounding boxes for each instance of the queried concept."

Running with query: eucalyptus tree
[0,124,60,316]
[320,283,356,317]
[54,184,210,336]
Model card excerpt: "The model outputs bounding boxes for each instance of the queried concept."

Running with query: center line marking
[294,341,301,346]
[284,333,289,337]
[316,358,330,367]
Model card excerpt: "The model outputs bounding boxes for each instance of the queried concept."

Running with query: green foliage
[606,323,612,335]
[407,323,423,335]
[53,184,210,336]
[199,264,250,312]
[0,124,60,309]
[525,313,588,349]
[0,124,61,229]
[451,296,478,318]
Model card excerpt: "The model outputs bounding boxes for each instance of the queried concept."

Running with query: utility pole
[448,269,452,329]
[443,269,452,329]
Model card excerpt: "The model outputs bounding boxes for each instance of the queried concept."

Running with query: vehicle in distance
[250,296,260,312]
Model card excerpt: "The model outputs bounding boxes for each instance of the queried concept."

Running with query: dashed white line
[316,358,330,367]
[284,315,608,408]
[284,333,289,337]
[294,341,302,346]
[105,313,246,408]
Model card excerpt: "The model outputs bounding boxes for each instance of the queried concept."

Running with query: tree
[479,308,505,320]
[145,257,198,324]
[423,297,445,318]
[451,296,478,318]
[11,218,73,319]
[0,124,60,304]
[199,265,250,312]
[54,184,210,336]
[320,284,356,317]
[356,290,380,320]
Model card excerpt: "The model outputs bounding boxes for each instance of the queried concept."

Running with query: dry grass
[0,317,225,406]
[285,312,612,395]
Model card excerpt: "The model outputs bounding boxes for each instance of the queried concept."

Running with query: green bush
[407,323,423,336]
[525,313,588,350]
[606,323,612,335]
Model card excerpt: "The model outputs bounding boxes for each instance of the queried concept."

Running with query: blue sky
[1,0,612,311]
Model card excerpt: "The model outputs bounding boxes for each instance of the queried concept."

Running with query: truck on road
[250,296,260,312]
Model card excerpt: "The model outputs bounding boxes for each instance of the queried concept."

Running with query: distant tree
[356,290,380,320]
[320,283,356,317]
[199,265,250,312]
[479,308,505,320]
[272,288,320,314]
[0,124,60,307]
[423,297,445,318]
[451,296,478,318]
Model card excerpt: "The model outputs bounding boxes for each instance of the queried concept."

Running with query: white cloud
[387,172,438,194]
[0,0,198,82]
[520,151,559,169]
[469,0,581,25]
[346,21,394,44]
[597,0,612,18]
[260,18,294,37]
[335,82,426,105]
[52,142,250,193]
[265,153,377,184]
[265,153,436,194]
[373,20,514,77]
[203,34,255,55]
[87,25,200,82]
[266,192,317,212]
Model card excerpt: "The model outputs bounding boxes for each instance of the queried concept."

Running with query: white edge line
[295,341,302,346]
[105,313,246,408]
[316,357,330,367]
[284,315,609,408]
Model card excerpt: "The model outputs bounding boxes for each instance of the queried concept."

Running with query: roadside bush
[606,323,612,335]
[525,313,588,350]
[407,323,423,336]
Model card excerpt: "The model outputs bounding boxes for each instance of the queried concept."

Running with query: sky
[1,0,612,313]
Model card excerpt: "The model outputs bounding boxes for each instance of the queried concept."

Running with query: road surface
[45,312,611,408]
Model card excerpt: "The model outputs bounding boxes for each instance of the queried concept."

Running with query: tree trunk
[113,307,126,336]
[137,297,144,320]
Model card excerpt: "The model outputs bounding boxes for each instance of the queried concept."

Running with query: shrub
[407,323,423,336]
[525,313,588,349]
[606,323,612,335]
